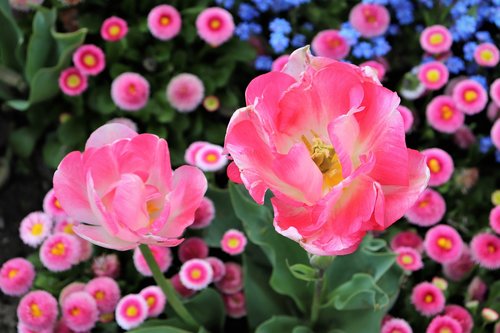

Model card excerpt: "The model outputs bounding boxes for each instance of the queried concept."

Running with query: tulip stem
[139,245,199,329]
[310,269,324,325]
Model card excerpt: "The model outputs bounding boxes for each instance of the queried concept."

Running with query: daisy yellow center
[210,18,221,30]
[439,328,452,333]
[392,330,402,333]
[30,303,42,318]
[480,50,493,62]
[160,15,170,26]
[95,290,105,300]
[126,305,138,317]
[54,199,62,209]
[302,136,343,190]
[83,54,96,67]
[424,294,434,303]
[488,244,496,253]
[204,96,219,111]
[71,307,81,317]
[190,268,202,279]
[429,33,444,45]
[428,158,441,173]
[128,83,137,95]
[437,237,452,250]
[8,269,18,279]
[492,190,500,206]
[205,153,218,163]
[109,25,121,36]
[441,105,453,120]
[227,237,240,249]
[364,10,377,23]
[51,242,66,256]
[31,223,44,236]
[328,38,341,48]
[418,199,429,208]
[146,296,156,307]
[63,224,74,235]
[66,74,81,88]
[425,69,440,82]
[464,90,477,102]
[400,254,414,265]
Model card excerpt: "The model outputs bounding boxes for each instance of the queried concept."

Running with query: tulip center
[31,223,44,236]
[441,105,453,120]
[424,294,434,303]
[464,90,477,102]
[400,254,414,265]
[429,33,443,45]
[437,237,452,250]
[427,158,441,173]
[302,136,343,189]
[480,50,493,62]
[66,74,81,88]
[8,269,18,279]
[147,201,162,225]
[51,242,66,256]
[109,25,121,37]
[146,296,156,307]
[30,303,42,317]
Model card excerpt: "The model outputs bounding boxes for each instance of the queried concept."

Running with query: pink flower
[405,188,446,227]
[411,282,445,316]
[467,276,487,302]
[422,148,454,187]
[481,308,499,322]
[59,67,88,96]
[178,237,209,263]
[54,218,76,235]
[221,229,247,255]
[106,117,138,132]
[92,254,120,278]
[76,237,93,263]
[395,247,423,271]
[474,43,500,67]
[381,318,413,333]
[194,143,228,172]
[53,123,208,250]
[442,245,474,281]
[139,286,166,318]
[444,305,474,333]
[101,16,128,42]
[133,245,172,276]
[0,258,35,296]
[203,95,220,112]
[223,292,246,318]
[205,257,226,282]
[224,46,429,256]
[490,206,500,234]
[452,79,488,115]
[196,7,235,47]
[171,274,196,298]
[418,61,449,90]
[311,30,350,60]
[470,232,500,269]
[17,322,52,333]
[59,282,86,304]
[17,290,58,330]
[360,60,386,81]
[426,316,462,333]
[272,55,290,72]
[185,141,209,165]
[61,291,99,332]
[111,72,150,111]
[40,233,81,272]
[147,5,181,41]
[491,78,500,107]
[492,119,500,150]
[214,262,243,295]
[390,230,424,253]
[397,105,414,133]
[19,211,53,247]
[179,259,213,291]
[73,44,105,76]
[227,161,243,184]
[488,101,500,121]
[190,197,216,229]
[115,294,148,330]
[166,73,205,112]
[420,25,453,54]
[349,3,390,37]
[85,277,121,314]
[424,225,464,264]
[453,126,476,149]
[426,95,465,134]
[9,0,44,11]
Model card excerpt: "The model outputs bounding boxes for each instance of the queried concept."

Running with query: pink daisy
[194,143,228,172]
[492,119,500,150]
[418,61,449,91]
[115,294,148,330]
[196,7,235,47]
[166,73,205,112]
[54,218,76,235]
[72,44,105,76]
[272,55,290,72]
[360,60,386,81]
[391,230,424,253]
[491,78,500,107]
[76,237,93,263]
[452,79,488,115]
[42,189,67,219]
[19,211,53,247]
[395,247,423,272]
[221,229,247,256]
[474,43,500,67]
[490,206,500,234]
[178,237,209,263]
[422,148,454,187]
[214,262,243,295]
[405,189,446,227]
[411,282,445,316]
[420,25,453,54]
[202,95,220,112]
[17,322,52,333]
[92,254,120,278]
[488,101,500,121]
[139,286,166,318]
[133,245,172,277]
[59,67,88,96]
[59,282,86,304]
[61,291,99,332]
[482,308,499,322]
[424,225,464,264]
[311,30,350,60]
[442,245,474,281]
[179,259,213,291]
[470,232,500,269]
[223,291,246,319]
[426,315,462,333]
[171,274,196,298]
[397,105,414,133]
[0,258,35,296]
[111,72,150,111]
[147,5,181,41]
[453,126,476,149]
[185,141,209,165]
[426,95,465,134]
[444,305,474,333]
[467,276,487,302]
[205,257,226,282]
[101,16,128,42]
[381,318,413,333]
[17,290,58,330]
[190,197,216,229]
[85,277,121,314]
[348,3,390,37]
[39,233,81,272]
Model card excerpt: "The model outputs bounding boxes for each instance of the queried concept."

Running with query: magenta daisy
[442,245,474,281]
[185,141,209,165]
[115,294,148,330]
[474,43,500,67]
[17,290,58,331]
[214,262,243,295]
[92,253,120,278]
[54,217,76,235]
[194,143,228,172]
[19,211,53,248]
[178,237,209,263]
[85,277,121,314]
[470,232,500,269]
[360,60,386,81]
[147,4,182,41]
[223,291,247,319]
[59,67,88,96]
[205,257,226,282]
[405,189,446,227]
[61,291,99,332]
[39,233,81,272]
[490,206,500,234]
[101,16,128,42]
[419,25,452,54]
[59,282,86,304]
[418,61,449,91]
[166,73,205,112]
[395,247,423,272]
[42,188,67,219]
[424,225,464,264]
[491,78,500,107]
[452,79,488,115]
[426,95,464,134]
[390,230,424,253]
[111,72,150,111]
[196,7,235,47]
[72,44,105,76]
[311,30,350,60]
[179,259,214,291]
[190,197,216,229]
[381,318,413,333]
[426,316,462,333]
[0,258,35,296]
[411,282,445,317]
[444,305,474,333]
[139,286,166,318]
[221,229,247,256]
[133,245,172,276]
[171,274,196,298]
[492,119,500,150]
[348,3,390,37]
[421,148,454,187]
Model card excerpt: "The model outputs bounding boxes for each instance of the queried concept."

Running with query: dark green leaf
[183,288,225,332]
[256,316,304,333]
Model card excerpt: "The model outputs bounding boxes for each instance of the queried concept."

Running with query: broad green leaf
[0,0,23,70]
[9,127,39,158]
[184,288,225,332]
[256,316,304,333]
[288,264,318,282]
[25,7,56,81]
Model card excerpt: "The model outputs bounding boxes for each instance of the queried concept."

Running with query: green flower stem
[139,244,198,329]
[310,268,324,325]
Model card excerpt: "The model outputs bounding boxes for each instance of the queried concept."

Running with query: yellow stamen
[437,237,452,250]
[418,200,429,208]
[109,25,121,36]
[227,238,240,249]
[424,294,434,303]
[464,90,477,102]
[441,105,453,120]
[302,135,343,190]
[31,223,44,236]
[71,307,81,316]
[190,268,202,279]
[488,244,496,253]
[328,38,341,48]
[427,158,441,173]
[83,54,96,67]
[51,242,66,256]
[429,33,444,45]
[8,269,18,279]
[128,83,136,95]
[480,50,493,62]
[146,296,156,307]
[425,69,440,83]
[160,15,170,26]
[30,303,42,318]
[400,254,414,265]
[63,223,74,235]
[439,328,452,333]
[205,153,218,163]
[210,19,221,30]
[95,290,105,301]
[54,199,62,209]
[66,74,81,88]
[126,305,138,317]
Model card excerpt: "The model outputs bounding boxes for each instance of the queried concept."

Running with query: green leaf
[42,134,69,169]
[0,0,24,70]
[288,264,318,282]
[256,316,304,333]
[128,326,192,333]
[183,288,225,332]
[9,127,39,158]
[57,117,87,147]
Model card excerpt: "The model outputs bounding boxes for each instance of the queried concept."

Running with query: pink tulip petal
[85,123,137,149]
[74,224,137,251]
[112,173,149,232]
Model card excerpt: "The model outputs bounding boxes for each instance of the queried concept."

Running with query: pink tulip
[224,46,429,256]
[53,124,207,250]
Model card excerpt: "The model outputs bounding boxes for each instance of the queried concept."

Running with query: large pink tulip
[53,124,207,250]
[224,47,429,256]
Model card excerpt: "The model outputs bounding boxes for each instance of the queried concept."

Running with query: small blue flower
[353,42,375,59]
[269,32,290,53]
[362,0,389,4]
[495,150,500,163]
[476,31,492,43]
[387,24,400,35]
[291,34,306,48]
[238,4,259,21]
[463,41,478,61]
[479,137,493,153]
[470,75,488,90]
[418,0,433,8]
[269,18,292,34]
[251,0,274,11]
[339,22,360,46]
[255,55,273,71]
[214,0,234,9]
[302,22,314,31]
[372,37,391,57]
[445,56,465,74]
[452,15,477,41]
[450,2,468,19]
[235,22,262,40]
[390,0,414,25]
